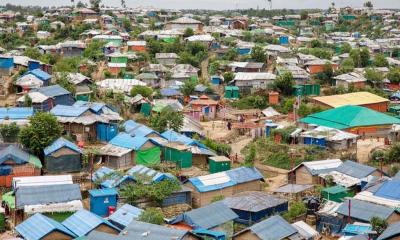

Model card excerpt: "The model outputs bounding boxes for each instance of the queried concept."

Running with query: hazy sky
[2,0,400,10]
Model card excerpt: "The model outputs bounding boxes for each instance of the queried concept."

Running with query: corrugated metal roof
[336,160,377,179]
[336,199,394,222]
[377,221,400,240]
[272,184,314,194]
[62,209,120,237]
[37,84,70,97]
[292,221,319,239]
[292,159,343,176]
[120,220,189,240]
[234,72,276,81]
[44,137,82,156]
[248,215,297,240]
[15,184,82,209]
[313,92,389,108]
[92,166,115,182]
[188,167,264,192]
[109,133,149,150]
[127,165,175,183]
[16,213,77,240]
[0,107,33,119]
[374,180,400,201]
[13,175,73,189]
[85,231,130,240]
[109,204,143,228]
[17,92,49,103]
[96,79,146,93]
[223,191,287,212]
[50,105,89,117]
[176,201,238,229]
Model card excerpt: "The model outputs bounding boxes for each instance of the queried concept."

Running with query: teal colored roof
[299,105,400,130]
[323,185,347,194]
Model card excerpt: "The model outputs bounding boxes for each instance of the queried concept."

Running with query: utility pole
[348,199,351,224]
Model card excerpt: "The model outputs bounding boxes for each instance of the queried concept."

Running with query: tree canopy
[150,106,183,133]
[19,112,63,156]
[130,85,153,98]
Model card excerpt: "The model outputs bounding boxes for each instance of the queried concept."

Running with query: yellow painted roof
[312,92,389,108]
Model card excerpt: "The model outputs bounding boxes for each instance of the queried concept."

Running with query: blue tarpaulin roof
[127,165,175,182]
[109,204,143,228]
[172,201,238,230]
[246,215,297,240]
[37,84,70,97]
[101,175,134,189]
[374,180,400,201]
[123,120,140,133]
[109,133,149,150]
[161,130,204,148]
[336,199,394,222]
[44,137,82,156]
[27,68,51,81]
[188,167,264,193]
[62,209,120,237]
[0,145,30,165]
[73,101,105,113]
[378,221,400,240]
[50,105,88,117]
[16,213,77,240]
[126,124,158,137]
[0,107,33,119]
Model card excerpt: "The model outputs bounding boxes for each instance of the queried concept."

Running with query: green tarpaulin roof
[299,105,400,130]
[322,185,347,194]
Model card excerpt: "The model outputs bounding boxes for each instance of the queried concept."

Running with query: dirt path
[357,138,385,163]
[231,137,252,159]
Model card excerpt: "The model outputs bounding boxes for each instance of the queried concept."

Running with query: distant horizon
[2,0,400,11]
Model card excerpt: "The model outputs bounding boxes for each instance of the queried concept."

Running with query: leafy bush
[283,201,307,222]
[0,123,20,142]
[229,95,268,110]
[131,86,153,98]
[138,208,165,225]
[202,138,231,156]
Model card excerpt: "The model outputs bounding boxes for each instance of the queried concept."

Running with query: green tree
[55,73,76,94]
[386,144,400,163]
[19,112,63,156]
[360,48,370,67]
[370,217,388,235]
[209,61,220,75]
[0,123,20,142]
[341,42,352,53]
[388,67,400,83]
[138,208,164,225]
[251,46,267,62]
[121,18,132,32]
[374,53,389,67]
[365,68,383,87]
[350,49,361,67]
[24,47,41,60]
[23,94,32,107]
[300,10,308,20]
[340,58,355,73]
[364,1,373,8]
[244,145,256,167]
[274,72,295,96]
[223,72,235,83]
[130,85,153,98]
[183,28,194,38]
[83,40,105,61]
[243,31,252,41]
[180,79,197,97]
[90,0,101,12]
[223,48,239,61]
[150,106,183,132]
[54,57,81,72]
